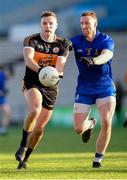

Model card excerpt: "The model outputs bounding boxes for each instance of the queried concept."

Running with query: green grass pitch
[0,125,127,179]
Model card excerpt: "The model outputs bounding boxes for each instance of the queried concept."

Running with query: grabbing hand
[80,56,95,66]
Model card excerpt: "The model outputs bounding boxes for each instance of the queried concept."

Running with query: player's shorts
[74,96,116,113]
[74,87,116,105]
[22,79,59,110]
[0,96,7,105]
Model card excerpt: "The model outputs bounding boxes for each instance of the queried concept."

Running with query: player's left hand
[80,56,95,66]
[59,72,64,79]
[63,39,72,51]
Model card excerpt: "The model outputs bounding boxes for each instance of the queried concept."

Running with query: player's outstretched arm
[80,49,113,66]
[93,49,113,65]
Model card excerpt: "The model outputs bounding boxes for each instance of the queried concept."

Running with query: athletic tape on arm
[58,56,67,64]
[93,49,113,65]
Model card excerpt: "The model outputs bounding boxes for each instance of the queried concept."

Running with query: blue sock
[94,153,104,163]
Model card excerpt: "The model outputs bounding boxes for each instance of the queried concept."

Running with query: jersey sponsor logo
[34,51,58,67]
[86,48,92,56]
[38,59,52,67]
[45,44,51,53]
[53,47,59,53]
[38,44,44,51]
[85,48,100,56]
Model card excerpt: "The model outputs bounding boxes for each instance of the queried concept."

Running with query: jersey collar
[95,30,100,39]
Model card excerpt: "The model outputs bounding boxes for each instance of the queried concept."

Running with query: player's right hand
[80,56,95,66]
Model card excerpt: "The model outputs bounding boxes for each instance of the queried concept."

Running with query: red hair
[81,11,97,21]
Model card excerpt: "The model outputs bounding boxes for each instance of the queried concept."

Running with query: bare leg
[0,104,11,134]
[15,88,42,163]
[92,98,116,168]
[22,107,53,166]
[73,103,92,135]
[96,100,116,154]
[23,88,42,132]
[1,104,11,126]
[28,107,53,149]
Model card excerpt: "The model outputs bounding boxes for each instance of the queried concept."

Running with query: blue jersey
[0,71,6,96]
[71,30,115,95]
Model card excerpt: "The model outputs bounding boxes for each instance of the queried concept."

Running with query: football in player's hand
[39,66,59,87]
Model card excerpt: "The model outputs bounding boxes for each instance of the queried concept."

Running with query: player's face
[80,16,97,37]
[41,16,57,37]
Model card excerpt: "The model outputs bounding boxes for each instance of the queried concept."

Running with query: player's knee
[102,119,112,133]
[74,126,83,134]
[29,109,41,119]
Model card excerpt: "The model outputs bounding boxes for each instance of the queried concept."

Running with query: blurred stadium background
[0,0,127,127]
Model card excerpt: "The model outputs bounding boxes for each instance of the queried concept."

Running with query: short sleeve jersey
[71,30,114,93]
[23,33,70,82]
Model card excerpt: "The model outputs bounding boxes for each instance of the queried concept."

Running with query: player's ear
[56,22,58,29]
[95,20,98,28]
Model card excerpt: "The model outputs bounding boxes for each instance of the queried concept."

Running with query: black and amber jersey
[23,33,70,84]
